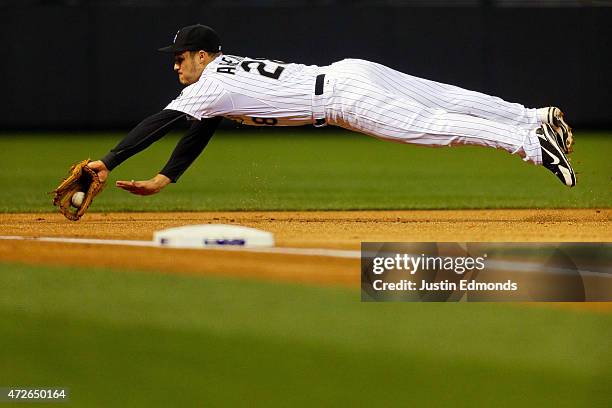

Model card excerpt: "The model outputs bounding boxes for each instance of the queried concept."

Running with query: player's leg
[358,59,574,153]
[369,59,539,127]
[329,96,542,163]
[325,72,575,186]
[330,59,545,127]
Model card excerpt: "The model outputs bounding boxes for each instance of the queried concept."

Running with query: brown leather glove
[52,159,106,221]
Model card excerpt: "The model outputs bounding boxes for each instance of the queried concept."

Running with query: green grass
[0,130,610,212]
[0,262,610,407]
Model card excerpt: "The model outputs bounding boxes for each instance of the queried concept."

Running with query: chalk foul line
[0,236,609,278]
[0,235,361,259]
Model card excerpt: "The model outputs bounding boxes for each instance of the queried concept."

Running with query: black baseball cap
[158,24,222,53]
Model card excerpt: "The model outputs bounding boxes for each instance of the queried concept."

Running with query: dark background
[1,2,610,129]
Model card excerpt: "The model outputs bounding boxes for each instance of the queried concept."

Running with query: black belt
[315,73,325,95]
[314,74,326,126]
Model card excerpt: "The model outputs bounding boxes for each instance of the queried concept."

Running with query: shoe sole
[548,107,574,154]
[541,124,576,187]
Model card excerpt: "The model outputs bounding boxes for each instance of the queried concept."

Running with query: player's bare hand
[116,174,171,196]
[87,160,109,183]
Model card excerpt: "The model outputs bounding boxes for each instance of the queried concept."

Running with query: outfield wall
[1,5,609,129]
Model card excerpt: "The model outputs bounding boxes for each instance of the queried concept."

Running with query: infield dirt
[0,209,610,288]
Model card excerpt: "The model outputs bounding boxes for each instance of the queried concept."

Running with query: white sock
[536,107,551,124]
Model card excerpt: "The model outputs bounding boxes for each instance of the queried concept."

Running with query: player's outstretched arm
[97,109,188,174]
[114,116,222,196]
[86,109,188,195]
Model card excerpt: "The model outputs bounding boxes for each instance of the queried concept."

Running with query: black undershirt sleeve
[101,109,186,171]
[159,116,222,182]
[100,109,221,183]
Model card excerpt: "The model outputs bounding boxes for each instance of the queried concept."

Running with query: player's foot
[539,107,574,154]
[537,124,576,187]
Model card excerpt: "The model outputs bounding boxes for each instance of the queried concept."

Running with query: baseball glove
[52,159,105,221]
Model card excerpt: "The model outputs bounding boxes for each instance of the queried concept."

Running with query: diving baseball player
[88,24,576,195]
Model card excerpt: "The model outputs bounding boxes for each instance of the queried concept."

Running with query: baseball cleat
[537,124,576,187]
[545,107,574,154]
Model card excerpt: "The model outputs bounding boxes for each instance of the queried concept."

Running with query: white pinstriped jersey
[166,54,320,126]
[166,55,543,164]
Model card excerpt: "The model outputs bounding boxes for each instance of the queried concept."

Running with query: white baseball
[71,191,85,207]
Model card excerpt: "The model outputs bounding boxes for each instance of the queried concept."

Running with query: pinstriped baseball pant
[323,59,542,164]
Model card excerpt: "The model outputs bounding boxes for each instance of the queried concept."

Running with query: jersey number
[240,60,285,80]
